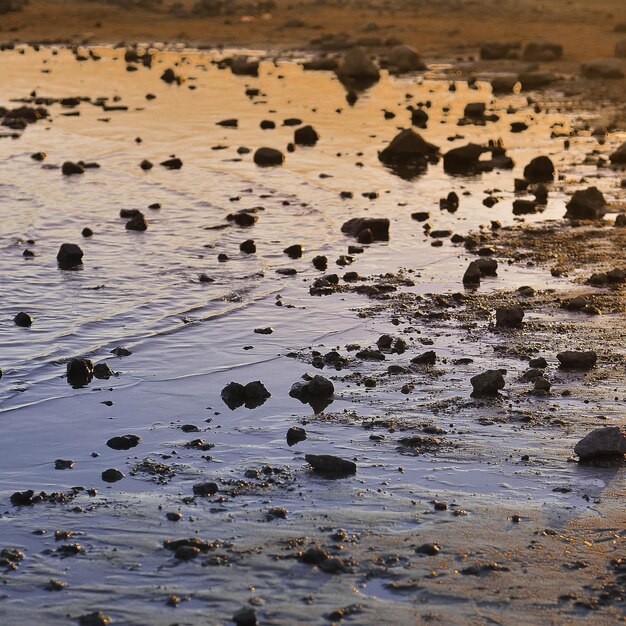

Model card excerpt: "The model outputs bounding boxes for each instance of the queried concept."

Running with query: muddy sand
[0,2,625,625]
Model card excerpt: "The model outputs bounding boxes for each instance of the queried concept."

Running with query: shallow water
[0,46,624,624]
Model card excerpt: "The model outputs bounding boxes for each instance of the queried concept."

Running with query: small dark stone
[470,369,505,396]
[462,262,481,286]
[523,156,554,182]
[284,244,304,258]
[81,227,93,237]
[192,482,218,497]
[294,125,319,146]
[253,147,284,166]
[556,351,597,370]
[495,306,524,328]
[160,157,183,170]
[140,159,153,170]
[240,239,256,253]
[312,255,328,270]
[57,243,84,268]
[106,435,140,451]
[416,542,441,556]
[62,161,84,176]
[78,611,111,626]
[233,607,258,626]
[93,362,114,379]
[126,214,148,231]
[411,350,436,365]
[101,468,124,483]
[305,454,356,476]
[286,426,307,445]
[66,358,94,387]
[14,311,33,327]
[54,459,74,470]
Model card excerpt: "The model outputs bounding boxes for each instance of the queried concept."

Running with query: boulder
[609,141,626,165]
[379,129,439,165]
[443,143,486,174]
[67,358,93,387]
[57,243,84,268]
[305,454,356,476]
[522,41,563,62]
[523,156,554,182]
[387,45,426,73]
[341,217,389,241]
[574,426,626,461]
[470,369,505,396]
[565,187,606,219]
[495,306,524,328]
[581,59,625,79]
[294,125,319,146]
[557,350,597,369]
[336,47,380,82]
[462,261,481,286]
[253,147,284,166]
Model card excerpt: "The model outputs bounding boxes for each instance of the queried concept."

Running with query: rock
[101,468,124,483]
[10,490,34,506]
[192,482,218,497]
[284,244,304,258]
[574,426,626,461]
[221,381,270,409]
[305,454,356,476]
[615,213,626,227]
[411,350,436,365]
[581,59,624,79]
[512,199,539,215]
[140,159,153,170]
[294,125,319,146]
[175,546,200,561]
[464,102,486,119]
[253,147,284,166]
[244,380,271,399]
[379,129,439,167]
[409,106,429,128]
[336,47,380,82]
[490,74,520,93]
[230,57,259,77]
[416,542,441,556]
[78,611,111,626]
[286,426,307,445]
[302,56,338,71]
[160,157,182,170]
[240,239,256,253]
[82,227,93,237]
[217,118,238,127]
[254,326,273,335]
[609,142,626,165]
[312,255,328,270]
[13,311,33,327]
[232,607,258,626]
[443,143,486,174]
[111,346,132,357]
[556,350,597,369]
[126,214,148,231]
[522,41,563,62]
[66,358,93,387]
[534,377,551,392]
[495,306,524,328]
[160,68,183,84]
[529,357,548,368]
[474,258,498,276]
[62,161,84,175]
[387,44,426,73]
[523,156,554,182]
[54,459,74,470]
[565,187,606,219]
[470,370,505,396]
[462,261,481,286]
[480,41,520,60]
[341,217,389,241]
[57,243,84,268]
[518,71,557,90]
[307,375,335,397]
[106,435,140,450]
[93,362,114,379]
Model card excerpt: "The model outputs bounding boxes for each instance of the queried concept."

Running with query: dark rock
[81,227,93,237]
[440,191,459,212]
[411,350,436,365]
[609,142,626,165]
[217,118,238,127]
[574,426,626,461]
[140,159,153,170]
[474,258,498,276]
[31,151,47,161]
[378,129,439,170]
[101,468,124,483]
[416,542,441,556]
[55,459,74,470]
[254,326,273,335]
[160,68,183,84]
[522,41,563,62]
[284,244,304,258]
[62,161,84,175]
[106,435,140,451]
[294,125,319,146]
[518,71,557,90]
[78,611,111,626]
[443,143,486,174]
[57,243,84,268]
[10,490,34,506]
[556,350,597,370]
[470,370,505,396]
[240,239,256,253]
[66,358,93,387]
[286,426,307,446]
[221,381,270,409]
[341,217,389,241]
[513,198,539,215]
[411,211,429,222]
[305,454,356,477]
[126,214,148,231]
[387,44,426,73]
[192,482,218,497]
[491,74,519,93]
[480,41,520,60]
[93,362,114,379]
[253,147,284,166]
[14,311,33,327]
[565,187,606,219]
[230,57,259,77]
[111,346,132,357]
[529,357,548,369]
[336,47,379,82]
[175,546,200,561]
[160,157,182,170]
[233,607,258,626]
[409,107,429,128]
[313,255,328,270]
[496,306,524,328]
[462,261,481,285]
[523,156,554,182]
[581,59,624,79]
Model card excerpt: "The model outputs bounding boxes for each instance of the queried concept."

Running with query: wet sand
[0,3,625,625]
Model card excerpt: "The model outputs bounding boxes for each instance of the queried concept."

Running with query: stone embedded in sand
[217,118,238,127]
[294,125,319,146]
[557,350,597,369]
[13,311,33,327]
[160,68,184,84]
[101,468,124,483]
[490,74,520,93]
[240,239,256,253]
[230,57,259,77]
[336,47,380,82]
[93,362,113,379]
[495,305,524,328]
[609,142,626,165]
[57,242,84,268]
[512,199,540,215]
[81,227,93,237]
[192,482,218,497]
[66,358,93,387]
[111,346,132,357]
[54,459,74,470]
[565,187,606,219]
[379,129,439,165]
[443,143,486,174]
[341,217,389,241]
[284,244,304,258]
[305,454,356,476]
[615,213,626,227]
[78,611,111,626]
[522,41,563,62]
[62,161,84,176]
[140,159,153,170]
[411,351,436,366]
[126,213,148,231]
[312,255,328,270]
[523,155,554,182]
[581,59,625,79]
[253,147,284,166]
[474,258,498,276]
[232,606,258,626]
[387,44,426,73]
[574,426,626,461]
[31,151,46,161]
[462,261,481,286]
[470,369,506,396]
[106,435,140,451]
